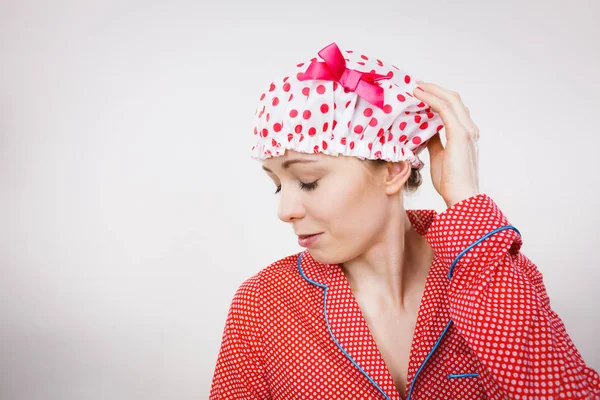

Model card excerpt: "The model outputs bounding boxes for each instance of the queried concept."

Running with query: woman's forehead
[261,150,354,174]
[263,150,327,165]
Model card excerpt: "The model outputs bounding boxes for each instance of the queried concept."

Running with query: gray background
[1,0,598,399]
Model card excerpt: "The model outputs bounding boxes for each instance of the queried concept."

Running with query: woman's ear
[383,161,411,195]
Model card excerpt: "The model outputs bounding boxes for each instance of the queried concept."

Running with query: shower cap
[249,41,444,170]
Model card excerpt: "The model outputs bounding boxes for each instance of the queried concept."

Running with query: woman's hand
[412,81,481,208]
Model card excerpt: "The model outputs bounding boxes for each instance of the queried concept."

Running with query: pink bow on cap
[298,42,393,109]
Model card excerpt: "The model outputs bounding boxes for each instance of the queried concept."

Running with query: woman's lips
[299,233,319,238]
[298,233,323,247]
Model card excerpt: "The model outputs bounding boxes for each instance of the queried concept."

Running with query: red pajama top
[209,193,600,399]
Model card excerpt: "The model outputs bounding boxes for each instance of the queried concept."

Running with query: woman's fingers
[412,87,463,140]
[426,132,444,160]
[415,81,479,139]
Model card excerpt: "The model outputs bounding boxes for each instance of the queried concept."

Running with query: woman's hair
[364,159,423,194]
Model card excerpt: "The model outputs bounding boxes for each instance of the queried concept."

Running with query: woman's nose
[277,190,305,223]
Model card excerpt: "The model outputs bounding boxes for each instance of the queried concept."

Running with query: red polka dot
[316,85,326,94]
[322,122,329,132]
[345,101,352,109]
[412,136,422,144]
[363,108,373,117]
[414,115,422,123]
[289,109,298,118]
[397,94,406,102]
[272,97,279,106]
[399,135,407,141]
[404,75,411,84]
[354,125,364,134]
[273,123,282,132]
[399,122,407,131]
[260,93,266,101]
[295,124,302,133]
[320,104,329,113]
[269,83,276,91]
[287,133,293,142]
[303,110,312,119]
[383,104,393,114]
[296,72,304,80]
[283,83,291,92]
[349,141,355,150]
[261,128,268,137]
[340,137,346,145]
[377,128,385,137]
[419,122,429,130]
[308,127,317,136]
[302,87,310,96]
[369,118,378,127]
[322,140,328,150]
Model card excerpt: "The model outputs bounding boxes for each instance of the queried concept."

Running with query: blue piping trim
[406,319,453,400]
[448,225,520,279]
[448,373,479,379]
[297,251,391,400]
[407,224,520,399]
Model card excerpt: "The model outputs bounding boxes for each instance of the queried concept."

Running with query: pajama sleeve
[209,273,271,400]
[425,193,600,399]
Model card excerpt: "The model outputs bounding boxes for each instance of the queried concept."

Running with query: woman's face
[261,150,408,265]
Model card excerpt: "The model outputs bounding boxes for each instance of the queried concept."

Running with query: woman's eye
[299,180,319,192]
[274,180,319,194]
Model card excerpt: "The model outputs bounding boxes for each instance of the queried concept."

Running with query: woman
[209,42,600,399]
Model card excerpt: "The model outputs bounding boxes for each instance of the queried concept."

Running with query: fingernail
[415,87,424,91]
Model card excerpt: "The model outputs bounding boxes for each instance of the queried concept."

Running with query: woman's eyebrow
[262,159,318,173]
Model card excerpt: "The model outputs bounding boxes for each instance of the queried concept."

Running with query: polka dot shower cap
[250,42,445,170]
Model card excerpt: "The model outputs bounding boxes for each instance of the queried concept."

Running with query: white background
[1,0,599,398]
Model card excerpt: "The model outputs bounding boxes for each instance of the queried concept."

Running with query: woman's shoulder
[231,251,304,302]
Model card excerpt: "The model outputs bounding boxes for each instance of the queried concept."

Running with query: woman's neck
[340,211,434,312]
